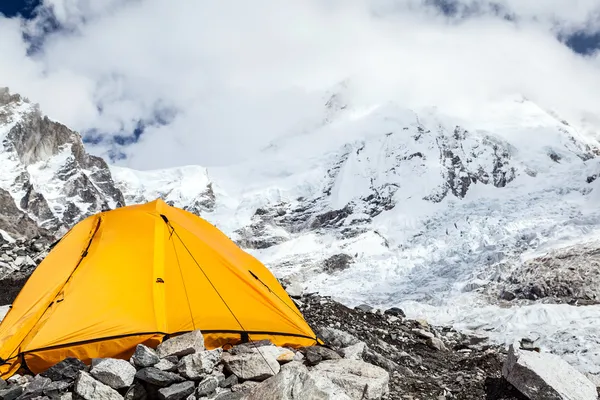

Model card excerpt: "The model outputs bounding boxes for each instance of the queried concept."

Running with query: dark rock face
[0,188,45,239]
[322,254,353,273]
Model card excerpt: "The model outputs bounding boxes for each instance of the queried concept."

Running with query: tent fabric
[0,199,318,378]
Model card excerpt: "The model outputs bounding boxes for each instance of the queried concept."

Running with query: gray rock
[157,331,205,358]
[317,328,359,348]
[354,304,373,312]
[0,378,5,390]
[222,352,280,381]
[241,361,350,400]
[232,381,260,392]
[178,349,222,380]
[42,379,72,396]
[339,342,366,360]
[196,376,219,397]
[41,358,87,382]
[383,307,405,318]
[0,385,22,400]
[502,343,597,400]
[427,337,448,351]
[59,393,73,400]
[135,368,185,387]
[155,359,178,372]
[214,392,244,400]
[303,346,342,366]
[310,359,390,400]
[90,358,136,389]
[132,344,160,368]
[74,371,123,400]
[124,382,147,400]
[16,375,52,399]
[219,374,238,388]
[412,328,434,340]
[157,381,195,400]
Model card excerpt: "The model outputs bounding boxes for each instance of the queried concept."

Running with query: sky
[1,0,600,170]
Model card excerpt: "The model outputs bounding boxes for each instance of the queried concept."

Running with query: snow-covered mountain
[0,88,124,239]
[3,86,600,377]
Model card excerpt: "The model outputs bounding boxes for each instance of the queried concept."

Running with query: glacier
[112,95,600,377]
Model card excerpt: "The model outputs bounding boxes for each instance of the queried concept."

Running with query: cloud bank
[1,0,600,169]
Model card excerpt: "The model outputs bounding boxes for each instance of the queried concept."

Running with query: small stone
[135,368,185,387]
[157,331,205,358]
[124,382,147,400]
[74,371,123,400]
[196,376,218,397]
[90,358,136,389]
[354,304,373,312]
[222,353,280,381]
[177,349,222,380]
[158,381,195,400]
[41,358,87,382]
[219,374,238,388]
[231,380,261,392]
[384,307,406,318]
[132,344,160,368]
[412,328,434,339]
[427,337,448,351]
[303,346,342,366]
[155,359,178,372]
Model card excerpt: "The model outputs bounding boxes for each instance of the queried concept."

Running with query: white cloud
[1,0,599,169]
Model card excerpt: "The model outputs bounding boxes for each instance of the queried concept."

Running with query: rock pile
[295,293,600,400]
[0,330,390,400]
[0,234,52,305]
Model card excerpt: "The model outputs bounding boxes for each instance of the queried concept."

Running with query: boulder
[90,358,136,389]
[41,358,87,382]
[157,331,205,358]
[302,346,342,366]
[383,307,405,318]
[502,343,597,400]
[196,376,219,397]
[241,361,351,400]
[426,337,448,352]
[317,328,359,348]
[310,359,390,400]
[177,348,222,380]
[135,368,185,387]
[157,381,195,400]
[132,344,160,368]
[222,353,280,381]
[74,371,124,400]
[339,342,366,360]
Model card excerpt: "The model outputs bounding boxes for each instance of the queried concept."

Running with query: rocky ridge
[0,87,124,238]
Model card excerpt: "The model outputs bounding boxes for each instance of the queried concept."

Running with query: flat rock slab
[311,359,390,400]
[157,381,195,400]
[223,353,280,381]
[157,331,205,358]
[91,358,136,389]
[502,343,597,400]
[74,371,123,400]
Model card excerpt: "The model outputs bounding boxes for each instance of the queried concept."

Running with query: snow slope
[112,95,600,375]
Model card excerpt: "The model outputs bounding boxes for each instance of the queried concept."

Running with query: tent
[0,199,319,378]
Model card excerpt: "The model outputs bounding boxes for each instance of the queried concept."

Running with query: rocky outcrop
[502,342,597,400]
[0,87,125,238]
[0,188,45,239]
[498,241,600,305]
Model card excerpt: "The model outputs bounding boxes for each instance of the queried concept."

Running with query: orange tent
[0,199,318,378]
